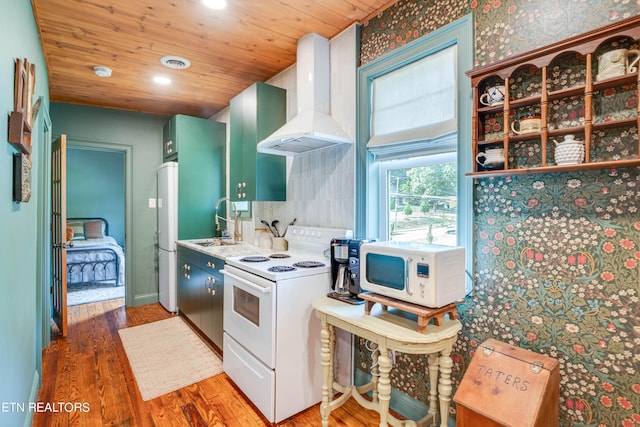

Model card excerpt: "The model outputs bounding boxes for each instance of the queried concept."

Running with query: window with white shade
[356,14,473,260]
[365,43,459,243]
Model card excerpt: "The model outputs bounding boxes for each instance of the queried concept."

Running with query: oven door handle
[222,270,272,294]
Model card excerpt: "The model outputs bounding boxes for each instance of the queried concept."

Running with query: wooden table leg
[320,319,332,427]
[328,324,336,403]
[377,345,391,427]
[427,354,439,426]
[437,348,454,427]
[370,342,380,403]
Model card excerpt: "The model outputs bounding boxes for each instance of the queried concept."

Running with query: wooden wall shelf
[467,15,640,177]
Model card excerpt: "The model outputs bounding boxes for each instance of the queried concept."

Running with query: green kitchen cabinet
[163,114,226,240]
[230,82,286,202]
[177,245,224,349]
[177,250,202,329]
[162,118,178,161]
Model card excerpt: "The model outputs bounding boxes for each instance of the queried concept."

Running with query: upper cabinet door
[163,116,178,161]
[163,114,226,240]
[230,82,287,202]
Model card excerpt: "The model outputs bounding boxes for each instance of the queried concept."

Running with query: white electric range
[222,226,352,423]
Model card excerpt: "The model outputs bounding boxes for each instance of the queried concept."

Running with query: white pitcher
[596,48,640,81]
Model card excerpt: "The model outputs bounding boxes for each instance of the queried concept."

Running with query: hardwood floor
[34,298,383,426]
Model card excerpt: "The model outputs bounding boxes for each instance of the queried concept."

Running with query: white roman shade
[367,44,457,157]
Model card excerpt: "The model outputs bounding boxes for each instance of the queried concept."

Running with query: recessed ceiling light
[93,66,112,77]
[203,0,227,9]
[160,55,191,70]
[153,76,171,85]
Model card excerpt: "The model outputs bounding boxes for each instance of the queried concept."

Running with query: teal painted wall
[0,2,49,426]
[50,103,168,306]
[67,148,125,246]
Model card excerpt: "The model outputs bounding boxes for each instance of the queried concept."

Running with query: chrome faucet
[214,197,242,241]
[214,197,228,237]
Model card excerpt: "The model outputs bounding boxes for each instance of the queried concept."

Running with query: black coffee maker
[328,238,371,305]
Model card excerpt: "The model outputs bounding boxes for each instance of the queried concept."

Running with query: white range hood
[257,33,352,156]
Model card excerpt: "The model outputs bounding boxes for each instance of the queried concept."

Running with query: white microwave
[360,241,465,308]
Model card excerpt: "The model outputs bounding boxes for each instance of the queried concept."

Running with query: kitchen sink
[194,239,237,247]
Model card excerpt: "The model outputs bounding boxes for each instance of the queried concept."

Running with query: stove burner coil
[269,253,291,259]
[239,256,270,263]
[268,265,297,272]
[292,261,326,268]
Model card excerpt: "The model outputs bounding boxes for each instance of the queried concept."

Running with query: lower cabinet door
[203,274,223,349]
[177,257,189,316]
[223,333,275,422]
[201,274,217,345]
[211,278,223,348]
[177,259,202,328]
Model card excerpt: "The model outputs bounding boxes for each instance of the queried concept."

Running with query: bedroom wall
[0,1,49,426]
[67,147,125,246]
[50,103,168,306]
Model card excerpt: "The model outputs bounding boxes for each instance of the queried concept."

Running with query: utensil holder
[272,237,288,251]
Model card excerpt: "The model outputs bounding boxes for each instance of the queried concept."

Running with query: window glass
[380,153,456,244]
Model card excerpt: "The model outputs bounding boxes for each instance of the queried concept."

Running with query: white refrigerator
[158,162,178,312]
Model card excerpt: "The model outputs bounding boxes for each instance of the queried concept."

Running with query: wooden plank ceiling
[31,0,394,118]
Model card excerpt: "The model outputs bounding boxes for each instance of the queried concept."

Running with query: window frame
[356,14,474,279]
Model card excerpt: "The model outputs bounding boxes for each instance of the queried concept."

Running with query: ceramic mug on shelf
[596,48,640,81]
[480,85,506,106]
[476,148,505,169]
[511,116,541,135]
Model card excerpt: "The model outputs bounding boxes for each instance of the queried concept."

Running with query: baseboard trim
[133,292,158,306]
[24,370,40,427]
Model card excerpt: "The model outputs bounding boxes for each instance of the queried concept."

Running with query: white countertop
[176,239,266,260]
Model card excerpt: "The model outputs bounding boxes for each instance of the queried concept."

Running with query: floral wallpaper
[361,0,640,66]
[357,1,640,426]
[465,170,640,426]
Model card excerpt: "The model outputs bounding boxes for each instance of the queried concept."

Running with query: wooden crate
[454,339,559,427]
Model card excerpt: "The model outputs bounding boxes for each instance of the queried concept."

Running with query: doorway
[66,145,126,306]
[59,139,133,314]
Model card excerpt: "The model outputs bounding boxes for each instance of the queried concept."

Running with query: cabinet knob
[207,261,215,268]
[207,276,216,284]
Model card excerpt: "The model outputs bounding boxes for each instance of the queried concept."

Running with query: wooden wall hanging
[8,58,35,154]
[13,153,32,203]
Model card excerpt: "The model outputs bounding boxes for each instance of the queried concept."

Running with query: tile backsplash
[256,143,355,229]
[233,25,357,233]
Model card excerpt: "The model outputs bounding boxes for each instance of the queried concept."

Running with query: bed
[66,218,125,287]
